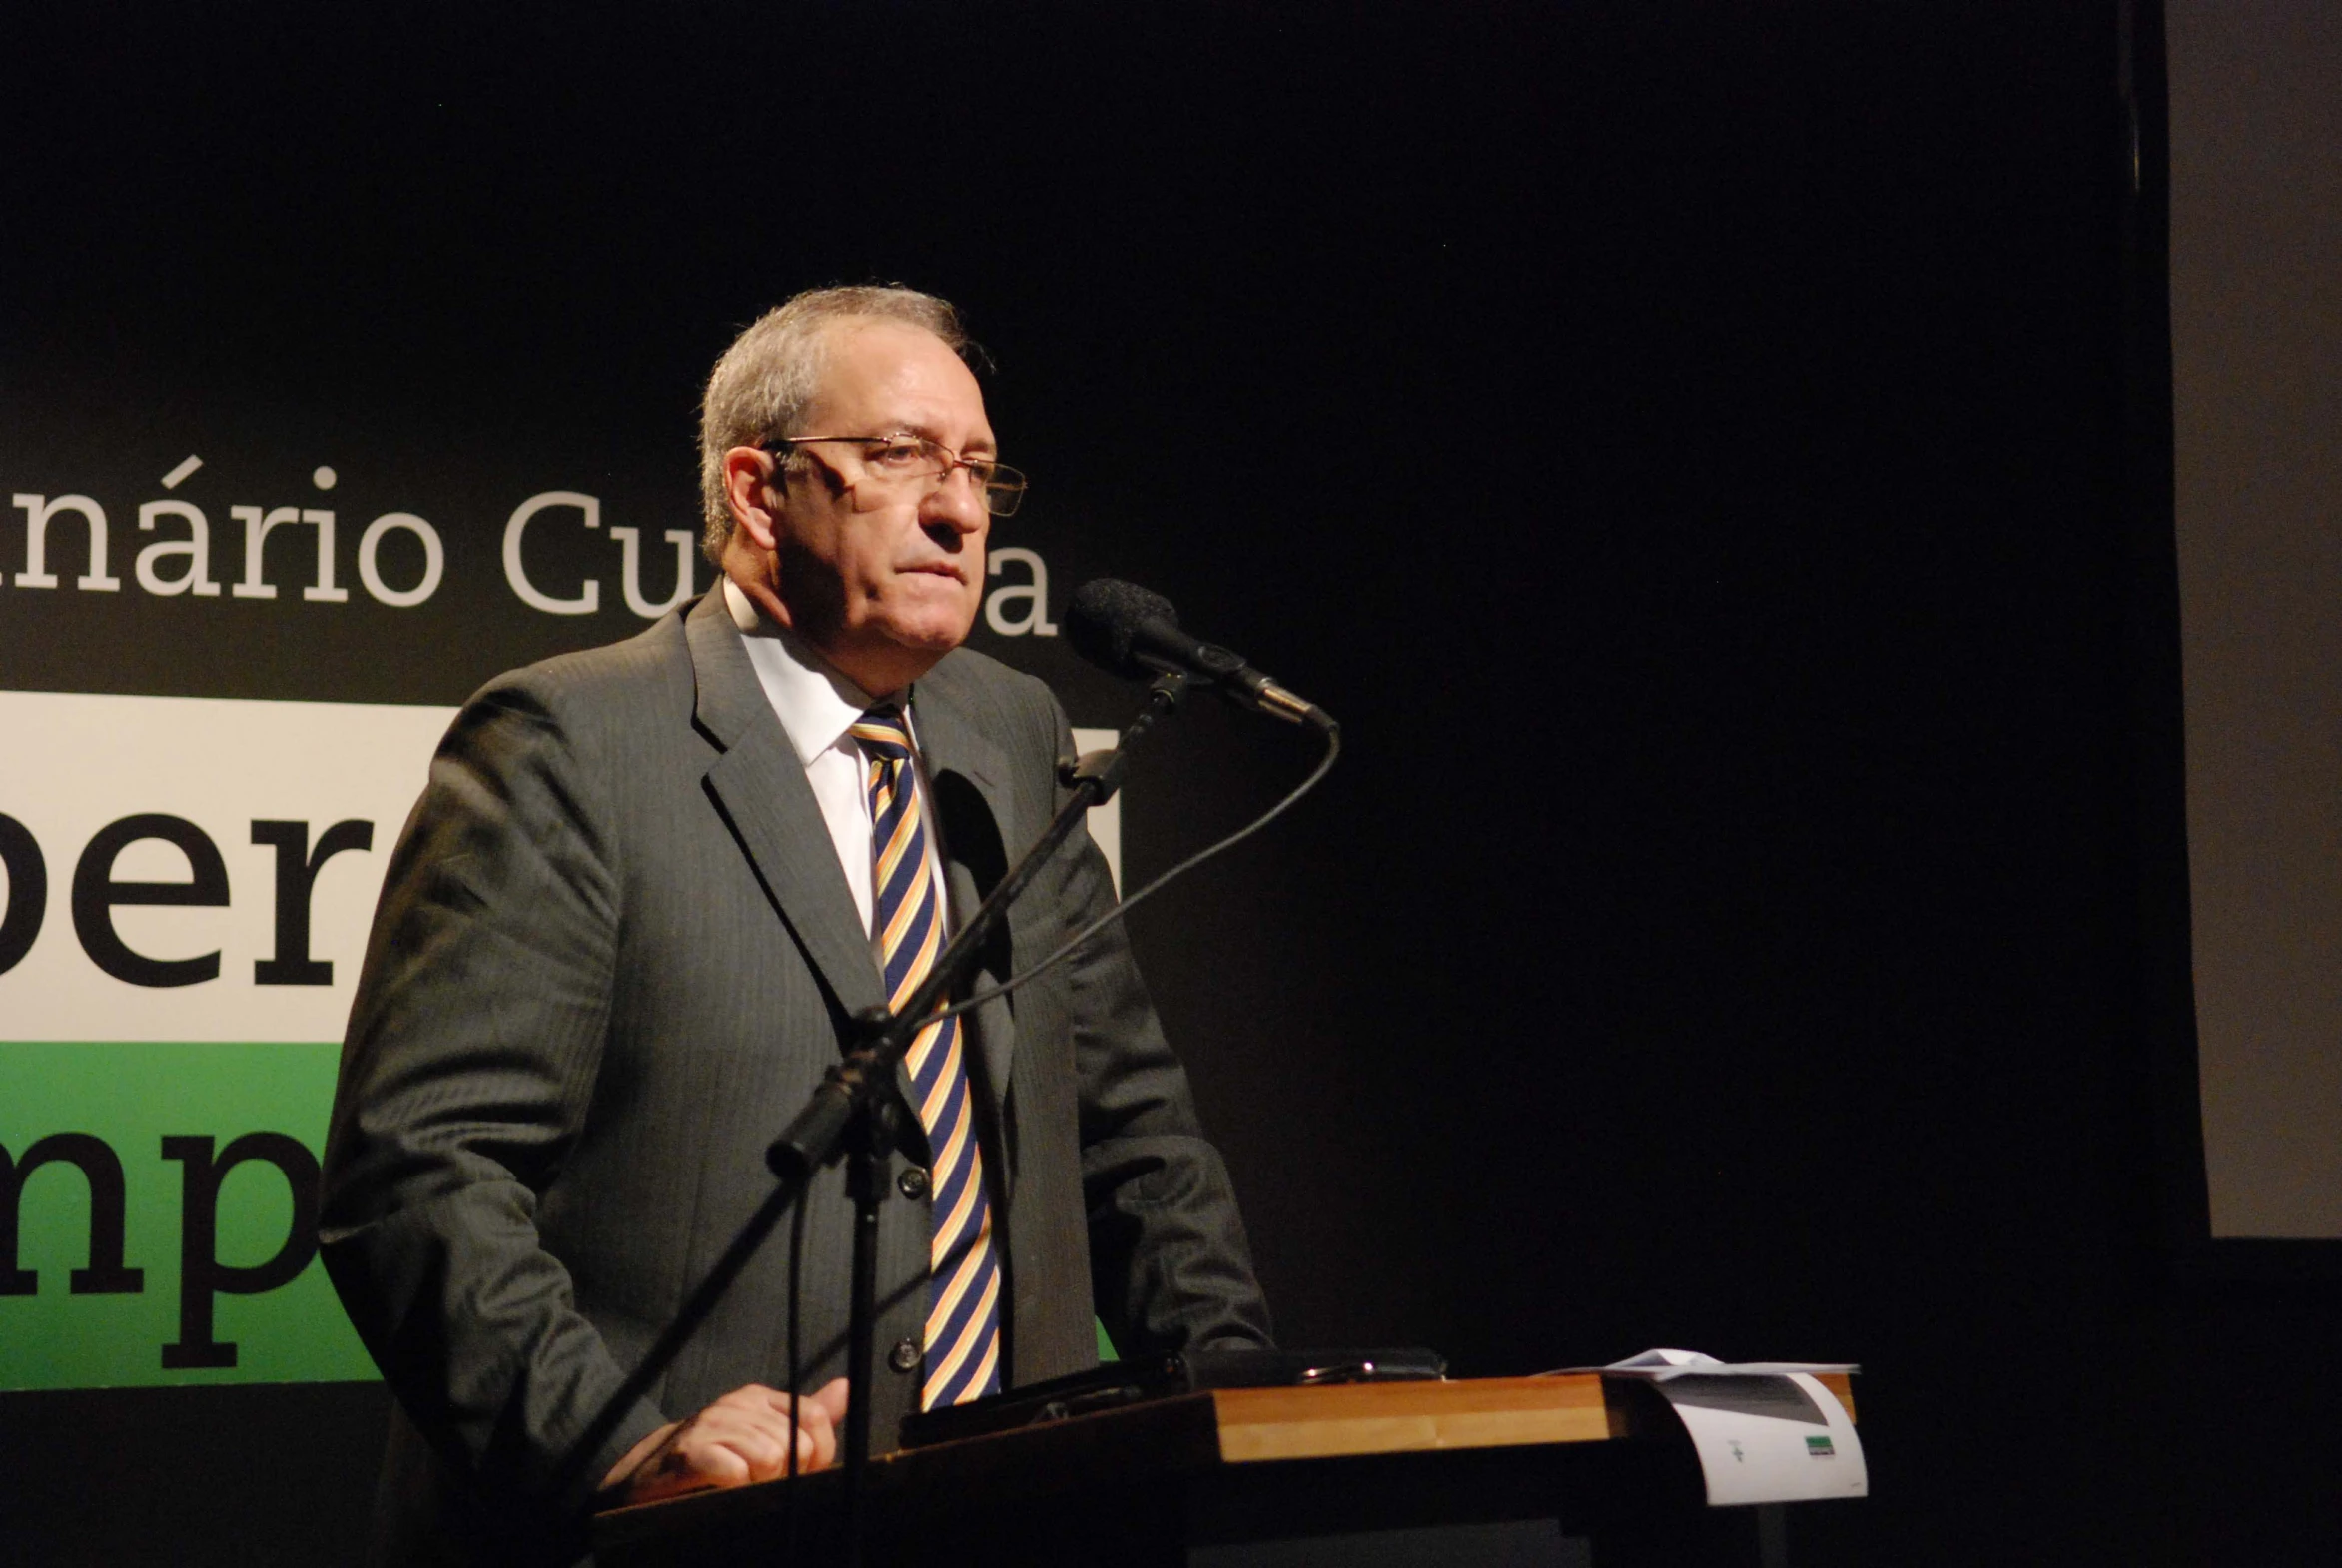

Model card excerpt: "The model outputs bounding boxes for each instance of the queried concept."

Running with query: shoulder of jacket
[455,612,694,748]
[921,646,1065,737]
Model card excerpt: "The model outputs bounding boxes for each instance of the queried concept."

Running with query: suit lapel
[908,674,1021,1116]
[686,592,888,1022]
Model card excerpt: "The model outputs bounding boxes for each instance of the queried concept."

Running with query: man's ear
[723,446,781,551]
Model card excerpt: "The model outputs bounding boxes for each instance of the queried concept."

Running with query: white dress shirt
[724,578,952,947]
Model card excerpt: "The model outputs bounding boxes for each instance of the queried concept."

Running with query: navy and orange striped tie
[849,705,1003,1409]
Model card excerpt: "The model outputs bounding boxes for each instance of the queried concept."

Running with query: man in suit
[319,286,1271,1564]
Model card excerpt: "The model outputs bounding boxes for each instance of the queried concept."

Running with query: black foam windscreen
[1066,578,1180,678]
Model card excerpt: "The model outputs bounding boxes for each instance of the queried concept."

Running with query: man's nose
[923,468,989,534]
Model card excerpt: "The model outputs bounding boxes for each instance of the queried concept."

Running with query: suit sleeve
[1043,699,1276,1357]
[318,678,667,1515]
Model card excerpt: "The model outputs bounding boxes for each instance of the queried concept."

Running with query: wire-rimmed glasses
[766,433,1028,517]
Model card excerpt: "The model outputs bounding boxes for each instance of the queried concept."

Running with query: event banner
[0,450,1115,1391]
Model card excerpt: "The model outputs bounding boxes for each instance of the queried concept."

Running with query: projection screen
[2168,0,2342,1239]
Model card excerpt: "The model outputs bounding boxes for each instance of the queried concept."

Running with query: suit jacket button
[897,1167,930,1200]
[889,1338,922,1374]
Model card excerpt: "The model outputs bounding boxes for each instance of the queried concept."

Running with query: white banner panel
[0,691,453,1042]
[0,695,1125,1045]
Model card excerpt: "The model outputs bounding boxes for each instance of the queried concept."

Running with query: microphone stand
[772,669,1185,1561]
[563,670,1189,1559]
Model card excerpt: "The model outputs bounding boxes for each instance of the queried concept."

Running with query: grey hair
[697,285,972,562]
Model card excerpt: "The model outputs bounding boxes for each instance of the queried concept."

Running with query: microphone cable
[923,717,1342,1030]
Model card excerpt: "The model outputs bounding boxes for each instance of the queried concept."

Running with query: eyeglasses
[765,433,1028,518]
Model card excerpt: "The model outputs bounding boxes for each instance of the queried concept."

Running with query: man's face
[752,320,992,692]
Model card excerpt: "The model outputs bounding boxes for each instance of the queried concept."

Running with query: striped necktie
[848,704,1003,1409]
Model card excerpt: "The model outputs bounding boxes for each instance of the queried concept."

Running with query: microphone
[1066,579,1334,731]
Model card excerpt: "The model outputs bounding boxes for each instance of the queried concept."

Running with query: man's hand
[601,1378,851,1505]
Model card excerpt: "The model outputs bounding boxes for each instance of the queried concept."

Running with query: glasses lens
[864,436,945,476]
[980,465,1027,517]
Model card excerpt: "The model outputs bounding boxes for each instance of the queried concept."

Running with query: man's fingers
[731,1434,792,1484]
[624,1382,860,1501]
[683,1397,802,1483]
[667,1379,857,1483]
[784,1401,832,1473]
[797,1377,848,1471]
[805,1403,838,1471]
[723,1383,797,1421]
[764,1377,846,1431]
[688,1442,753,1487]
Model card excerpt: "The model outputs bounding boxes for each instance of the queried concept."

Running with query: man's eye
[870,440,927,468]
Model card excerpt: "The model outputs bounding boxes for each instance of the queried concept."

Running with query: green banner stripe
[3,1042,1127,1393]
[0,1041,377,1391]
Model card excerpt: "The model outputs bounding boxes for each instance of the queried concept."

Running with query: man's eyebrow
[894,421,997,455]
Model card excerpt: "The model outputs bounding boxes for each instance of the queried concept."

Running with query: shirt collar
[724,577,887,767]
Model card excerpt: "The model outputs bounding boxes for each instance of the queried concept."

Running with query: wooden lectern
[594,1375,1855,1568]
[593,1373,1859,1567]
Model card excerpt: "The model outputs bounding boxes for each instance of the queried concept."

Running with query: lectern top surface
[591,1371,1859,1561]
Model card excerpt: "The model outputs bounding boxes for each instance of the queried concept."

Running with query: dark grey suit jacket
[319,591,1269,1565]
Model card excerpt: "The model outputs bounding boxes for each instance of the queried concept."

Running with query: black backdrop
[5,3,2338,1564]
